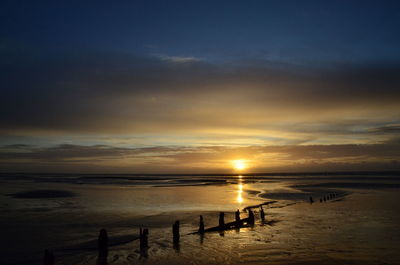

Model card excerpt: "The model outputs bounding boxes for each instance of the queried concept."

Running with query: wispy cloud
[1,142,399,173]
[156,54,202,63]
[369,124,400,134]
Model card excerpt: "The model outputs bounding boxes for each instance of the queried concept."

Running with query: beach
[1,173,400,265]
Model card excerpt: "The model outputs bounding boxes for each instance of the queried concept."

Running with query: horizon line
[1,170,400,177]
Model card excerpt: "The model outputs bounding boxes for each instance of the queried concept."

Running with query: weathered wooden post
[219,212,225,230]
[140,227,149,250]
[172,220,180,251]
[98,229,108,265]
[235,209,241,227]
[139,227,149,258]
[98,229,108,257]
[198,215,205,234]
[248,209,255,225]
[139,227,143,248]
[260,206,265,222]
[43,249,54,265]
[173,220,180,244]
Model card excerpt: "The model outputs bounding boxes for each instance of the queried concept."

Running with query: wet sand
[1,174,400,265]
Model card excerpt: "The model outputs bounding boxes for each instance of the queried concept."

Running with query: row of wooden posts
[43,196,346,264]
[309,192,339,204]
[42,206,267,265]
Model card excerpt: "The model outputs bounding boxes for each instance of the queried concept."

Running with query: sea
[1,172,400,265]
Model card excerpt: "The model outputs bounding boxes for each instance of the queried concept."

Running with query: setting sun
[233,160,246,171]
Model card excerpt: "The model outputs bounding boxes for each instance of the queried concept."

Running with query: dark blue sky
[2,0,400,63]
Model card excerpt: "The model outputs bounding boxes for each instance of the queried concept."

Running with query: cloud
[369,124,400,133]
[1,49,400,140]
[1,142,399,173]
[156,54,202,63]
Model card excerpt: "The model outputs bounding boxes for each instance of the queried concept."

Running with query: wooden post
[173,220,180,244]
[248,209,254,225]
[140,227,149,250]
[97,229,108,265]
[198,215,205,234]
[260,206,265,221]
[43,249,54,265]
[98,229,108,258]
[235,209,241,227]
[219,212,225,230]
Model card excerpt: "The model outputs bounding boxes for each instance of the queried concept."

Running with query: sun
[232,160,246,171]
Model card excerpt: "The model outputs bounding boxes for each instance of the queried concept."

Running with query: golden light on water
[237,175,244,204]
[232,160,246,171]
[233,163,246,204]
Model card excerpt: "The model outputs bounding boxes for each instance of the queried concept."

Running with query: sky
[1,0,400,173]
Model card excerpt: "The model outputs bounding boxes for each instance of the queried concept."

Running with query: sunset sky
[1,1,400,173]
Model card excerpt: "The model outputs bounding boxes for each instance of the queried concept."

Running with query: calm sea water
[1,173,400,265]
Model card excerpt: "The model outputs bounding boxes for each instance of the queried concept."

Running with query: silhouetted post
[309,196,314,204]
[248,209,255,225]
[140,228,143,249]
[173,221,180,244]
[235,209,241,227]
[320,198,322,203]
[139,227,149,258]
[260,206,265,222]
[97,229,108,265]
[144,228,149,246]
[198,215,205,234]
[98,229,108,258]
[43,249,54,265]
[172,220,180,252]
[219,212,225,230]
[323,196,326,202]
[140,227,149,250]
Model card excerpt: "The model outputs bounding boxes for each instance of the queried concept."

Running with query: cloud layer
[1,50,400,138]
[1,142,399,173]
[1,48,400,172]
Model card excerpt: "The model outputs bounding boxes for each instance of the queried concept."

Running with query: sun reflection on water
[236,175,244,204]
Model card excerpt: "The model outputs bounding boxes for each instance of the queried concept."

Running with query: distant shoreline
[1,170,400,177]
